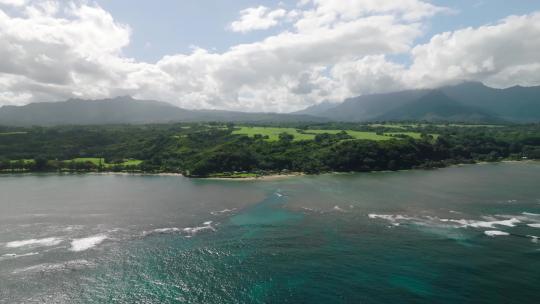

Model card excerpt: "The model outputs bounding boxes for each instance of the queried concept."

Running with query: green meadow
[9,159,35,165]
[232,126,434,142]
[71,158,142,167]
[0,132,28,136]
[369,123,501,129]
[232,127,315,141]
[7,158,143,167]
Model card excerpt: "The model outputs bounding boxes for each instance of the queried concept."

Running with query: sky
[1,0,540,112]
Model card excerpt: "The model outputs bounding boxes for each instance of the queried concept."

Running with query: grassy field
[5,158,143,171]
[368,124,408,129]
[304,129,392,141]
[207,172,259,178]
[72,158,105,165]
[0,132,28,136]
[9,159,35,164]
[71,158,143,167]
[120,159,144,166]
[442,124,502,128]
[233,126,432,142]
[232,127,315,141]
[385,132,439,140]
[369,123,502,129]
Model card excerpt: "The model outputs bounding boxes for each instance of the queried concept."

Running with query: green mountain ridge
[0,96,325,126]
[376,90,500,123]
[299,82,540,123]
[1,82,539,126]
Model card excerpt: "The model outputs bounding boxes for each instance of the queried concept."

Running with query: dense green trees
[1,122,540,176]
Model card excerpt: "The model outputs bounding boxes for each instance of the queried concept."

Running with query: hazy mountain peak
[0,97,325,126]
[111,95,136,101]
[295,82,540,123]
[294,101,338,116]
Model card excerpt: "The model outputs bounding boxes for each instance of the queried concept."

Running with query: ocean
[1,162,539,303]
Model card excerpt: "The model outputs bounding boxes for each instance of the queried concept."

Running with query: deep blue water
[1,163,540,303]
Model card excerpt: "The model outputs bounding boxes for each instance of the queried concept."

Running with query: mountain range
[297,82,540,123]
[0,96,325,126]
[0,82,539,126]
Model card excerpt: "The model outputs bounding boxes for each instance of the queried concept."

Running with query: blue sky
[98,0,297,62]
[98,0,540,63]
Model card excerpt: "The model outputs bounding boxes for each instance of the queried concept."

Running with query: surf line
[487,232,539,242]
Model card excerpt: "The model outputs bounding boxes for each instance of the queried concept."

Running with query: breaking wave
[5,237,63,248]
[0,252,39,261]
[12,259,95,274]
[70,235,108,252]
[145,221,217,237]
[211,208,236,216]
[484,230,510,237]
[367,212,540,242]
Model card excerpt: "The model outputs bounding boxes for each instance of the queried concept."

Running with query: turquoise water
[1,163,540,303]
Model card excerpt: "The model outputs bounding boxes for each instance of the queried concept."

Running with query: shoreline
[0,171,184,177]
[1,159,538,179]
[204,173,305,181]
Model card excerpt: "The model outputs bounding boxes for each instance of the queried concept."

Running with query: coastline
[204,172,304,181]
[1,159,538,179]
[0,171,184,177]
[88,172,184,177]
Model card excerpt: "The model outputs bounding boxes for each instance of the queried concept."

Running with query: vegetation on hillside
[1,122,539,177]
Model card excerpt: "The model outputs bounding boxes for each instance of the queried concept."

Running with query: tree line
[1,123,540,176]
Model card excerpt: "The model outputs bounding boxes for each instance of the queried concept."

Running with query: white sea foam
[528,235,539,243]
[484,230,510,237]
[5,237,63,248]
[527,224,540,228]
[211,208,236,215]
[275,192,283,197]
[368,214,414,226]
[440,217,520,228]
[70,235,107,252]
[62,225,85,232]
[152,228,181,234]
[368,213,526,231]
[183,221,215,236]
[12,259,94,274]
[144,221,217,237]
[333,206,346,212]
[369,214,411,220]
[0,252,39,261]
[523,212,540,216]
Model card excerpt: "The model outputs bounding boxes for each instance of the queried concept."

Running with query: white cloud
[326,11,540,98]
[230,6,287,33]
[406,12,540,88]
[330,55,407,100]
[297,0,451,30]
[0,0,27,7]
[0,1,538,113]
[0,1,132,103]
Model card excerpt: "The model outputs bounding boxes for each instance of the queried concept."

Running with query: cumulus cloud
[230,6,287,33]
[330,55,408,100]
[0,1,538,112]
[0,2,133,105]
[296,0,452,32]
[0,0,27,7]
[406,12,540,88]
[329,11,540,98]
